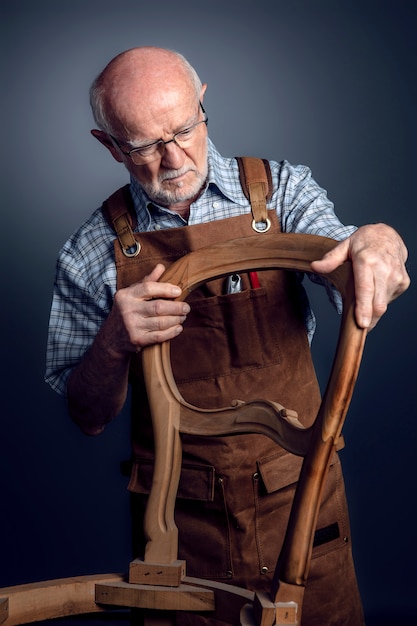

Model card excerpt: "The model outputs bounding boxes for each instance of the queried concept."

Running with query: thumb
[143,263,167,283]
[310,239,349,274]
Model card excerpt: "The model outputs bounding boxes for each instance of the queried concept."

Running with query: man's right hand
[67,263,189,435]
[106,263,190,356]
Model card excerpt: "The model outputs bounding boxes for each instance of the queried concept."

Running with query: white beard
[140,164,208,207]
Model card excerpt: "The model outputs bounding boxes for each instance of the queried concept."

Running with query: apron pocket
[128,457,216,501]
[253,449,348,577]
[171,287,282,383]
[128,457,234,580]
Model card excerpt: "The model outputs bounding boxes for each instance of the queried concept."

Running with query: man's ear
[200,83,207,102]
[91,129,124,163]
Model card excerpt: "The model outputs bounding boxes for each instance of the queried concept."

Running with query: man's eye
[177,127,194,138]
[136,144,158,156]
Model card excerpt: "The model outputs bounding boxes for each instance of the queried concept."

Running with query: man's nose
[161,139,186,169]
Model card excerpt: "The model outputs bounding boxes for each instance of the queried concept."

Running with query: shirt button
[154,224,161,230]
[212,202,219,209]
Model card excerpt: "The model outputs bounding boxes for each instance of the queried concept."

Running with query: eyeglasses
[110,102,208,166]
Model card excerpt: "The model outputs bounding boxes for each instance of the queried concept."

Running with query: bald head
[90,47,203,137]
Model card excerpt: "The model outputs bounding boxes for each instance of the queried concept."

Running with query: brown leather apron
[102,186,365,625]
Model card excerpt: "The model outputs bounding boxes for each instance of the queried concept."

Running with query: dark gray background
[1,1,416,623]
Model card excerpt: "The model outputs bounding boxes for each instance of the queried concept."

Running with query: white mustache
[159,168,192,182]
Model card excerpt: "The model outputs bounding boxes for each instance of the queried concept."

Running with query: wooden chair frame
[0,233,367,626]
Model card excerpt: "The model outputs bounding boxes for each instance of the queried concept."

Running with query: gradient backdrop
[1,1,416,624]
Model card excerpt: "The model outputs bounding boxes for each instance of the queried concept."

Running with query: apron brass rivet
[260,566,269,574]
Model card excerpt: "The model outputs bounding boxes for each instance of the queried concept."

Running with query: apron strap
[236,156,273,233]
[102,185,141,257]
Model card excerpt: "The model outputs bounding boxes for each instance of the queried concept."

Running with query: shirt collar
[205,139,247,206]
[129,138,247,230]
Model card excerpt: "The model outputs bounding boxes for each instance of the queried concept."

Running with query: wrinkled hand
[105,263,190,355]
[311,223,410,330]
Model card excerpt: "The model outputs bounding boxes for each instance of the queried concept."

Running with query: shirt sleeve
[272,161,357,314]
[45,213,116,396]
[274,160,356,240]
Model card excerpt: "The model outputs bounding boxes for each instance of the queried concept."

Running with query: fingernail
[359,316,371,329]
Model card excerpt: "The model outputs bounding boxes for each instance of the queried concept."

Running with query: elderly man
[45,47,409,625]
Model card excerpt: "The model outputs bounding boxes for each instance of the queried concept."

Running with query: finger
[131,298,190,348]
[143,298,190,319]
[352,263,377,329]
[129,276,182,301]
[138,264,183,300]
[310,238,375,329]
[138,323,185,349]
[135,311,189,348]
[353,255,408,330]
[310,239,349,274]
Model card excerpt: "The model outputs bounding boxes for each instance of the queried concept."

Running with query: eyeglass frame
[109,102,208,165]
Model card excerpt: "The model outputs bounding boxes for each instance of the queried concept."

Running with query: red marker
[249,271,261,289]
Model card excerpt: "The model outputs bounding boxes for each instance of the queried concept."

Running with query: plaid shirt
[45,139,355,395]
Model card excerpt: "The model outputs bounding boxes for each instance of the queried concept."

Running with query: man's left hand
[311,223,410,330]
